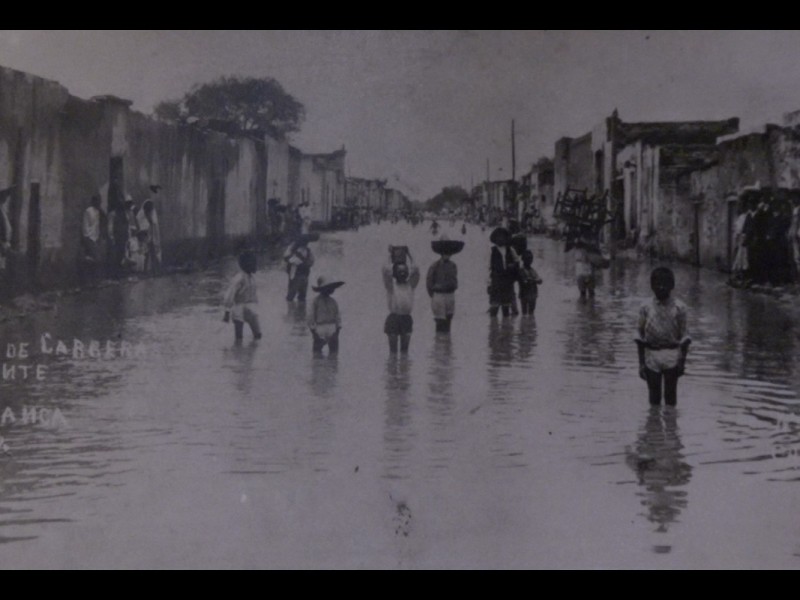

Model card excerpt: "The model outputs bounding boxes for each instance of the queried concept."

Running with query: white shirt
[575,248,593,277]
[82,206,101,242]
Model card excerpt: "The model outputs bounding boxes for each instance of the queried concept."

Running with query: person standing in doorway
[0,189,13,300]
[108,195,137,277]
[298,201,312,235]
[81,195,104,282]
[730,199,752,286]
[140,197,162,274]
[789,192,800,282]
[748,197,770,285]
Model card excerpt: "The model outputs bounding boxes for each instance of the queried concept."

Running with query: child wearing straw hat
[308,276,344,355]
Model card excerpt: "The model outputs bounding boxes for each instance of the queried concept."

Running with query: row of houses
[0,65,411,290]
[264,141,411,229]
[343,176,411,214]
[476,108,800,272]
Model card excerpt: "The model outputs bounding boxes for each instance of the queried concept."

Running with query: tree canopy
[154,75,305,140]
[425,186,470,213]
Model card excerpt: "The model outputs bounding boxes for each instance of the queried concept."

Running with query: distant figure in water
[223,251,262,342]
[518,250,543,315]
[382,249,420,354]
[461,223,467,235]
[284,235,315,302]
[430,219,440,235]
[308,276,344,355]
[573,242,597,299]
[635,267,691,407]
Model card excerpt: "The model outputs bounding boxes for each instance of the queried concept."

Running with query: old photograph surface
[1,30,800,569]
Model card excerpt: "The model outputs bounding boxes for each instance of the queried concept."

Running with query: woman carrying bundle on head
[426,236,463,333]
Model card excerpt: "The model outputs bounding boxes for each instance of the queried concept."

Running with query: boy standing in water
[427,239,462,333]
[223,251,262,342]
[383,249,420,354]
[518,250,543,315]
[635,267,691,406]
[308,276,344,355]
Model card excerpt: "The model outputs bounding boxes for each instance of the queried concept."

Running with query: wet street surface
[2,221,800,569]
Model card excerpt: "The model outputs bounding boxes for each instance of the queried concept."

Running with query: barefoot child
[574,242,596,299]
[308,276,344,355]
[518,250,543,315]
[427,237,463,333]
[223,251,262,342]
[383,248,420,354]
[635,267,691,406]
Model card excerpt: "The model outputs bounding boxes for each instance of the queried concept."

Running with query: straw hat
[295,232,320,245]
[490,227,511,246]
[312,276,345,293]
[431,235,464,256]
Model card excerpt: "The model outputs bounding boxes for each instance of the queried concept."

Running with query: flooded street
[2,221,800,569]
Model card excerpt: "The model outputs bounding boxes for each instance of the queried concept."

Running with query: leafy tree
[425,186,470,213]
[154,75,305,139]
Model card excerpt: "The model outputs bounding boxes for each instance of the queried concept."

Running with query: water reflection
[428,334,454,404]
[284,302,308,337]
[742,297,796,381]
[224,341,259,396]
[310,354,339,400]
[383,356,414,480]
[625,407,692,536]
[4,224,800,567]
[427,335,455,471]
[516,316,538,362]
[562,298,614,371]
[487,318,514,370]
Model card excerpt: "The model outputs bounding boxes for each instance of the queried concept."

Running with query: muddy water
[1,221,799,568]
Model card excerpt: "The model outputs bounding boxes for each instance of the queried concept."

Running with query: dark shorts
[384,313,413,335]
[489,281,515,306]
[577,274,595,292]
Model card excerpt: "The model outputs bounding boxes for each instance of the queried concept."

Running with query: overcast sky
[2,30,800,199]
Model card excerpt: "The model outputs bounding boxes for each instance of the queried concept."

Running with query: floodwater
[1,221,800,569]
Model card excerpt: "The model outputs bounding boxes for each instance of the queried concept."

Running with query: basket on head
[490,227,511,246]
[431,238,464,256]
[390,245,409,265]
[296,232,320,245]
[312,276,345,293]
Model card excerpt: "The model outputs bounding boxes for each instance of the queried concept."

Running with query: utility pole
[511,119,518,219]
[511,119,516,181]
